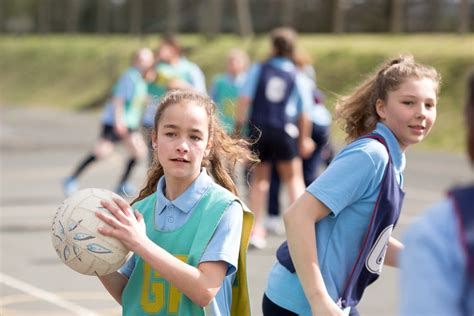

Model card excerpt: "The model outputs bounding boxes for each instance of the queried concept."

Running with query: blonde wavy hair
[335,55,441,142]
[133,90,258,203]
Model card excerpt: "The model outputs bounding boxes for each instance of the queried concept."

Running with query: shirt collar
[374,122,406,173]
[155,168,212,215]
[269,57,295,72]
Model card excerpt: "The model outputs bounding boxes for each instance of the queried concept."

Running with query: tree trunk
[66,0,80,33]
[459,0,470,33]
[281,0,295,27]
[97,0,109,34]
[38,0,51,33]
[332,0,344,33]
[235,0,253,37]
[0,0,5,33]
[390,0,403,33]
[199,0,221,40]
[166,0,180,34]
[129,0,142,34]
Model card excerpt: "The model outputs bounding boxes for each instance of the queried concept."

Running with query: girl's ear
[375,99,386,120]
[151,130,158,149]
[204,138,212,157]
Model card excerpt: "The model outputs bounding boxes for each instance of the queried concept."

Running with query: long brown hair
[335,55,441,142]
[132,90,258,203]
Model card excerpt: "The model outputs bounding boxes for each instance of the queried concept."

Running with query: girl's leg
[248,162,272,248]
[276,157,306,204]
[118,132,148,196]
[268,165,281,217]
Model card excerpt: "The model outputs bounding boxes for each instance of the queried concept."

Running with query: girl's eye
[402,101,413,106]
[165,132,175,137]
[190,135,202,141]
[425,103,436,109]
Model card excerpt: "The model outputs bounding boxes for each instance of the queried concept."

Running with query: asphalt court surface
[1,106,471,315]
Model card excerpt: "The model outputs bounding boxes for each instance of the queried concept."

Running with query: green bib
[121,182,253,316]
[123,68,148,129]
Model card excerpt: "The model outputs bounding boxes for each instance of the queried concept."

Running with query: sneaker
[249,233,267,250]
[62,176,78,197]
[116,182,137,198]
[265,216,285,236]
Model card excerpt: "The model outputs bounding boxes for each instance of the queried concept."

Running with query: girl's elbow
[194,289,216,307]
[283,208,299,226]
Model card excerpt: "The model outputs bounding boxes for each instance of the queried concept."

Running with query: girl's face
[227,55,246,76]
[152,101,211,186]
[376,77,437,151]
[157,44,179,63]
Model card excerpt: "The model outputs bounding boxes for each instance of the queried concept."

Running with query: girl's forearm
[283,193,333,310]
[98,271,128,305]
[135,237,226,307]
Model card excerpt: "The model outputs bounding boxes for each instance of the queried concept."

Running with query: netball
[51,188,131,276]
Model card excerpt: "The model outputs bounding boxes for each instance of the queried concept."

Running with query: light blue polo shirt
[400,197,473,315]
[265,122,405,315]
[102,67,142,127]
[240,57,313,120]
[119,169,243,316]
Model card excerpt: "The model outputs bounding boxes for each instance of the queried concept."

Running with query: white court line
[0,272,99,316]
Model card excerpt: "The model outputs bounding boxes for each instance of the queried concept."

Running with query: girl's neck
[163,173,199,201]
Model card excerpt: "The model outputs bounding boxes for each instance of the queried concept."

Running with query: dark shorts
[100,124,136,143]
[262,294,297,316]
[248,125,298,162]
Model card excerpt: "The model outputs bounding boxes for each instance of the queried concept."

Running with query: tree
[66,0,80,33]
[166,0,180,34]
[235,0,253,37]
[97,0,109,34]
[37,0,51,33]
[129,0,142,34]
[459,0,470,33]
[390,0,404,33]
[200,0,222,40]
[332,0,344,33]
[281,0,295,27]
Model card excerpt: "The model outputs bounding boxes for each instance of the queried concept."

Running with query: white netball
[51,188,131,276]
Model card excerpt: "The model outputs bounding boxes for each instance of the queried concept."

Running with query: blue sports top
[265,122,405,315]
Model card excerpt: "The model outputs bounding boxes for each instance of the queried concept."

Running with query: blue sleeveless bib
[249,62,295,129]
[450,185,474,314]
[276,134,405,309]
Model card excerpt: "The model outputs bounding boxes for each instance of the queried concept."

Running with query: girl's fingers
[112,197,134,217]
[95,208,122,228]
[134,210,143,222]
[97,225,114,237]
[100,199,130,223]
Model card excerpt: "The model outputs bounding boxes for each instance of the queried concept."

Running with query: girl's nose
[416,104,427,119]
[176,139,189,152]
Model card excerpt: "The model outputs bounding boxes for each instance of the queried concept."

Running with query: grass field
[1,33,472,152]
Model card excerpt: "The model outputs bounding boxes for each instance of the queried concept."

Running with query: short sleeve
[307,142,386,217]
[239,64,261,99]
[199,201,243,276]
[189,63,207,93]
[118,253,137,279]
[113,71,135,100]
[294,73,314,115]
